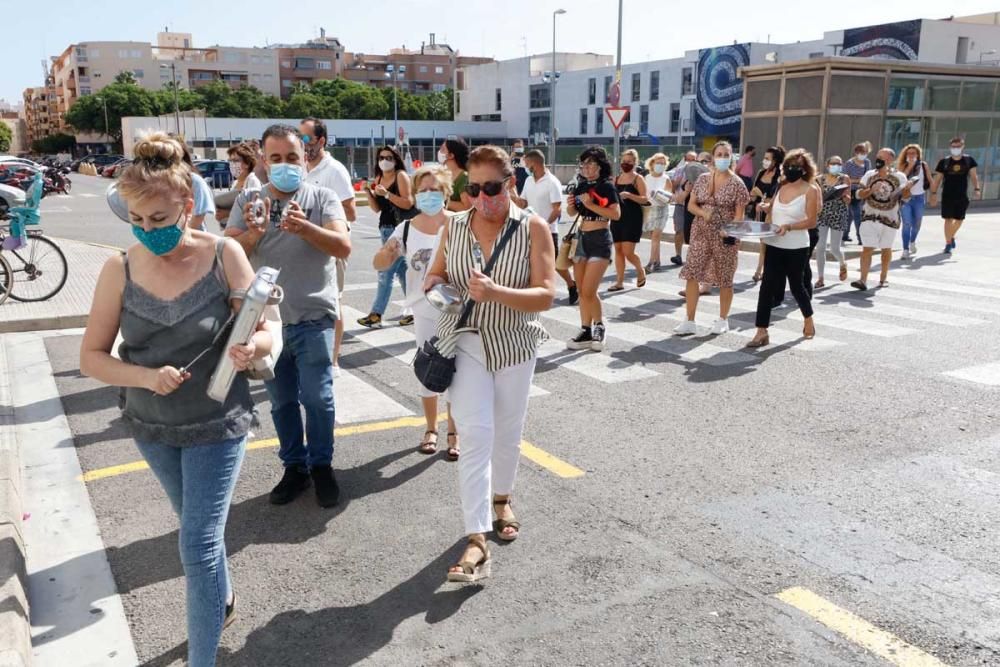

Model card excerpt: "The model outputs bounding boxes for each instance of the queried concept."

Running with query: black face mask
[784,166,804,183]
[875,158,886,169]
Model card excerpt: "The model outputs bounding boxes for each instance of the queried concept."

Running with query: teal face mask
[132,210,185,256]
[269,163,303,192]
[714,157,732,171]
[415,190,446,215]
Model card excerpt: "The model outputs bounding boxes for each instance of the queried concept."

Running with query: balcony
[153,47,219,64]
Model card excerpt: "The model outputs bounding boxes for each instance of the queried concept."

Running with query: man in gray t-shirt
[225,124,350,509]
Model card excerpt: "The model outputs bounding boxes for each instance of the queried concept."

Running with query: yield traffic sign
[605,106,629,130]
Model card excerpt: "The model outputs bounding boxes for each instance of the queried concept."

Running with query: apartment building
[1,112,28,153]
[273,29,345,98]
[342,33,493,95]
[21,83,59,147]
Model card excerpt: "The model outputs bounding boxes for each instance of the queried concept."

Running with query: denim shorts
[574,228,613,263]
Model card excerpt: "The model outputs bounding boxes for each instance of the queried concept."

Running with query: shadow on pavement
[30,447,437,648]
[143,542,480,667]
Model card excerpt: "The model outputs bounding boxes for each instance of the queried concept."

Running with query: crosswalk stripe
[857,271,1000,301]
[340,304,551,396]
[942,362,1000,387]
[537,340,659,383]
[540,302,756,366]
[334,369,413,423]
[79,193,99,198]
[722,294,918,337]
[808,279,1000,315]
[630,284,842,351]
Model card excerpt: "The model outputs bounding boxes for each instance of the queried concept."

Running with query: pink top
[736,154,755,178]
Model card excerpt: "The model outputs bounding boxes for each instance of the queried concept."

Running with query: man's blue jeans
[264,317,336,469]
[844,196,863,241]
[900,193,925,250]
[371,225,406,315]
[136,436,246,667]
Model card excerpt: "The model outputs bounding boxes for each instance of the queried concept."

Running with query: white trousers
[449,333,536,535]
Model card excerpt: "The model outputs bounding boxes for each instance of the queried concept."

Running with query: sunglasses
[378,154,395,161]
[464,180,506,197]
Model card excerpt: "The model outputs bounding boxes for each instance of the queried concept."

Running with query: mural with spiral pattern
[695,43,750,138]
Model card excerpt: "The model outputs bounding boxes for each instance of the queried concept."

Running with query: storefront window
[887,78,924,111]
[884,118,922,151]
[927,80,960,111]
[960,81,996,111]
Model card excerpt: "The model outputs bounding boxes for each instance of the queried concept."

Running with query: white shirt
[765,190,810,249]
[644,173,669,205]
[902,163,925,196]
[389,221,442,313]
[305,153,355,204]
[519,170,563,233]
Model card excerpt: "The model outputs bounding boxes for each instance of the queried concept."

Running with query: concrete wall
[920,20,1000,65]
[121,116,508,156]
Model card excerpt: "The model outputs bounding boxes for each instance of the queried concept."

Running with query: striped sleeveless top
[437,205,548,372]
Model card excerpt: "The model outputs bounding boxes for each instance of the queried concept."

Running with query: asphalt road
[32,173,1000,665]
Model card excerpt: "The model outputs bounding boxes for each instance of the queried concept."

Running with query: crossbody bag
[413,213,524,393]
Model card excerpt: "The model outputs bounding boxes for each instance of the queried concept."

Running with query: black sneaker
[567,327,593,350]
[310,466,341,508]
[269,466,311,505]
[568,285,579,305]
[591,322,606,352]
[670,255,683,266]
[357,313,382,329]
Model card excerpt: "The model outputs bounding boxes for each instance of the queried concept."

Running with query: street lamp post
[171,62,181,133]
[548,8,566,167]
[386,64,400,145]
[95,95,109,147]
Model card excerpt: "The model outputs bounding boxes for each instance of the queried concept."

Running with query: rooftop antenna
[521,36,528,57]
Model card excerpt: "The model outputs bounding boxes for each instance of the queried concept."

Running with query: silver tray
[723,220,778,239]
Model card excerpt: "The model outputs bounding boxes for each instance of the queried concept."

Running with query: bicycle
[0,227,69,302]
[0,253,12,306]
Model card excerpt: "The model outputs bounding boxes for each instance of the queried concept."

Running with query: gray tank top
[118,238,256,446]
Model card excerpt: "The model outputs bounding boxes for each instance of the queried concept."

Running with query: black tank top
[375,174,400,228]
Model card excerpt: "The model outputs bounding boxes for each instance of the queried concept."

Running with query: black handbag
[413,214,523,393]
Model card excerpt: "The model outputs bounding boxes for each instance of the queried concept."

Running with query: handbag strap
[454,210,525,330]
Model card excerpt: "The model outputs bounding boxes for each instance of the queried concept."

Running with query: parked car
[194,160,232,189]
[101,159,131,178]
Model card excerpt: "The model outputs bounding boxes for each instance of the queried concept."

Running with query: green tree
[425,89,454,121]
[152,82,202,116]
[31,133,75,154]
[114,70,137,85]
[64,82,156,144]
[0,122,12,152]
[285,92,339,120]
[337,84,390,119]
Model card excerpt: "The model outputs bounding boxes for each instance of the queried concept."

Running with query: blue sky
[3,0,998,104]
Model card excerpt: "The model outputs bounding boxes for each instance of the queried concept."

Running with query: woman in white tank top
[747,149,821,348]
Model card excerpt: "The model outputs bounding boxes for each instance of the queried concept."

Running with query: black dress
[612,176,643,243]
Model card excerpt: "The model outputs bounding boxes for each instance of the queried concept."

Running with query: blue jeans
[265,317,336,469]
[371,225,407,315]
[900,193,925,250]
[844,196,863,241]
[136,436,246,667]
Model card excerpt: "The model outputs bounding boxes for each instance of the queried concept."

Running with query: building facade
[274,30,345,99]
[1,112,28,154]
[741,57,1000,201]
[457,14,1000,155]
[343,34,493,96]
[21,83,59,148]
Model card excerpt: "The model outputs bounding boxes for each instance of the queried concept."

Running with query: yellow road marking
[521,441,585,479]
[775,587,949,667]
[79,414,585,482]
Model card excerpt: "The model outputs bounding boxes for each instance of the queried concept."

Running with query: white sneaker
[901,250,911,261]
[910,243,917,256]
[673,320,698,336]
[332,365,342,378]
[709,318,730,335]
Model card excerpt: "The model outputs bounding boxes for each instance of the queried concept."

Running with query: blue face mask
[415,190,445,215]
[269,163,303,192]
[714,157,732,171]
[132,210,185,256]
[828,164,843,175]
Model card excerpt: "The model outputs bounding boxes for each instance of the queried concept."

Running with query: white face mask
[437,150,449,164]
[950,147,963,157]
[652,163,666,175]
[761,159,772,170]
[379,159,396,172]
[855,153,867,162]
[229,161,243,178]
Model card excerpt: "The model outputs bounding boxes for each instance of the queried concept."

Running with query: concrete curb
[0,336,31,667]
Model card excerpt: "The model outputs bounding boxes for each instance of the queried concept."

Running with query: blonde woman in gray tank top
[80,132,276,667]
[424,145,556,583]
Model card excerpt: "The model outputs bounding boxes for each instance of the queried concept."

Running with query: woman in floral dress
[673,141,750,336]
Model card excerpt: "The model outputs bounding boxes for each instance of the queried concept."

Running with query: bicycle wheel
[0,253,12,306]
[5,233,69,302]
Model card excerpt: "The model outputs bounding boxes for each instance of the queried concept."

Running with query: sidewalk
[0,239,121,334]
